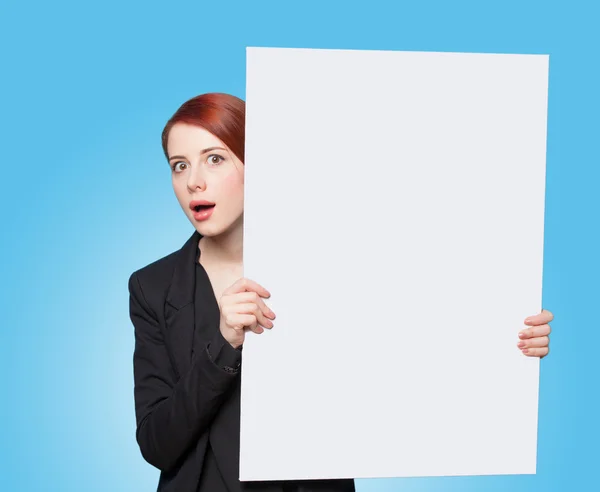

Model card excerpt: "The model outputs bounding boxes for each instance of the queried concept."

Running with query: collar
[165,229,202,310]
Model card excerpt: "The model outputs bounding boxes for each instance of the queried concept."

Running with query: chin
[190,219,230,238]
[192,223,222,237]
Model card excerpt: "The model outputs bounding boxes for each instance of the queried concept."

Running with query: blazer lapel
[164,230,201,378]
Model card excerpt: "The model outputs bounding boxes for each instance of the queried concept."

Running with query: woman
[128,93,553,492]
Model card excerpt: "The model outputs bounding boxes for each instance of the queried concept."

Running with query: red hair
[161,93,246,163]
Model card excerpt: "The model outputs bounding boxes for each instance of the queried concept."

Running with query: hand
[517,309,553,358]
[218,278,276,349]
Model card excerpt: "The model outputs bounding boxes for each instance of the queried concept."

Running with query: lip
[189,199,215,210]
[189,200,216,222]
[192,207,214,222]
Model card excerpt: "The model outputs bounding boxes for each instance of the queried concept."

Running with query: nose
[187,164,207,192]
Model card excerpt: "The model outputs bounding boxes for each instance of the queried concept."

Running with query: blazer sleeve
[128,271,241,472]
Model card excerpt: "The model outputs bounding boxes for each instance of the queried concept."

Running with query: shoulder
[128,230,199,311]
[127,248,180,308]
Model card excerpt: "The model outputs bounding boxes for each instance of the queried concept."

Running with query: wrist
[230,340,243,350]
[209,329,243,373]
[220,327,243,351]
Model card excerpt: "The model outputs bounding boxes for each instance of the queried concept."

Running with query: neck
[199,217,244,264]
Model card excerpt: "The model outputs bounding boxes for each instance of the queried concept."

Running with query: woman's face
[167,123,244,237]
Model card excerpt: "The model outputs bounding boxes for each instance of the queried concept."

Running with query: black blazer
[128,230,356,491]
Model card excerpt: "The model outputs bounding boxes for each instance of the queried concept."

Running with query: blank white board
[240,47,548,481]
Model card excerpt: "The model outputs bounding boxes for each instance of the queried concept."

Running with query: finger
[524,309,554,326]
[227,313,267,334]
[248,323,264,334]
[519,324,551,340]
[243,325,265,335]
[228,292,276,319]
[243,316,264,335]
[517,335,549,349]
[227,313,257,331]
[521,346,549,358]
[223,278,271,298]
[232,303,274,329]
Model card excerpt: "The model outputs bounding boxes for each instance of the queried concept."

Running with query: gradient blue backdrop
[1,1,598,490]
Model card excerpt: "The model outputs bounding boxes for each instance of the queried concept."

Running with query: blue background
[1,0,598,490]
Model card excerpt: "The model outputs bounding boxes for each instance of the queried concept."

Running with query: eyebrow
[168,146,228,161]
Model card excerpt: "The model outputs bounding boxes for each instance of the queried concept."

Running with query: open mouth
[189,201,216,221]
[190,200,216,212]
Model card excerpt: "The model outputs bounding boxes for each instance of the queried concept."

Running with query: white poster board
[240,47,548,481]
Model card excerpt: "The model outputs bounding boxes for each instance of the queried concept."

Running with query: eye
[207,154,225,166]
[171,161,187,172]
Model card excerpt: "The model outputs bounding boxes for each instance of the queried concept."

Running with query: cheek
[220,172,245,200]
[172,180,187,205]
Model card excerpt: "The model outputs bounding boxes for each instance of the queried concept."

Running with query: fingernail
[522,349,529,354]
[517,342,526,348]
[519,332,526,339]
[525,317,533,324]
